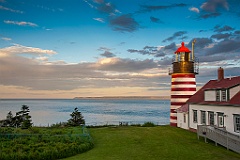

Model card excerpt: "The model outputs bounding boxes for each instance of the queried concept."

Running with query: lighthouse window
[180,52,185,61]
[193,110,198,123]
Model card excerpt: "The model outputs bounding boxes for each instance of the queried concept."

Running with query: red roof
[175,42,191,54]
[177,103,189,113]
[187,76,240,106]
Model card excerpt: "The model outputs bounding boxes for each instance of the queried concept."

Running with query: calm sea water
[0,99,170,126]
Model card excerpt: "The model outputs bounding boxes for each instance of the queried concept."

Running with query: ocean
[0,99,170,126]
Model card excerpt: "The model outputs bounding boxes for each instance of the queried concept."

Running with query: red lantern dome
[175,42,191,54]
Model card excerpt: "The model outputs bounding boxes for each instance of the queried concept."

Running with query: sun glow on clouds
[98,57,118,65]
[0,44,57,57]
[0,85,165,99]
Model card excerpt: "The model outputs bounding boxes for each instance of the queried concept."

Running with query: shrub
[0,127,94,160]
[142,122,155,127]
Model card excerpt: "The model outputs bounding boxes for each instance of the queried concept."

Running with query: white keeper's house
[177,67,240,135]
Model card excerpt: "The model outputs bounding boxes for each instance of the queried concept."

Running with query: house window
[201,111,206,124]
[216,90,220,101]
[234,114,240,133]
[217,112,224,127]
[209,111,214,126]
[193,110,197,123]
[222,90,227,101]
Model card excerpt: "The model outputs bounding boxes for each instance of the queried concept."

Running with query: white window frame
[193,110,198,123]
[234,114,240,133]
[201,111,206,125]
[216,90,220,101]
[221,90,227,101]
[208,111,214,126]
[217,112,224,127]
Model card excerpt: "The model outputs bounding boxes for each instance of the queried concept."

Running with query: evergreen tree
[5,111,14,127]
[14,105,32,128]
[20,105,32,129]
[68,107,85,126]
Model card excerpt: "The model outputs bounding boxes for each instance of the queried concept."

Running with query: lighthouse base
[170,73,196,127]
[170,122,177,127]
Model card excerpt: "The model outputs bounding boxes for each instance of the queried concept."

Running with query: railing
[168,56,199,75]
[197,125,240,153]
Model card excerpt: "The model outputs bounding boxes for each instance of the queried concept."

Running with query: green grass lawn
[63,125,240,160]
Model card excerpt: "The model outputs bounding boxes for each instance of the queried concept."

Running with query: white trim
[170,119,177,123]
[172,78,196,82]
[170,113,177,117]
[171,84,196,88]
[170,105,182,109]
[171,91,196,95]
[171,98,189,103]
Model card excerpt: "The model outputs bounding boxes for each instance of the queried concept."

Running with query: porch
[197,125,240,154]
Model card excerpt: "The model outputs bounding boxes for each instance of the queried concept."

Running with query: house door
[218,113,224,127]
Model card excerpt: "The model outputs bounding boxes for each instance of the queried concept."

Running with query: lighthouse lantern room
[169,41,199,127]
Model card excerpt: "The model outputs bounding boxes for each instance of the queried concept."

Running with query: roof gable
[187,76,240,106]
[204,76,240,89]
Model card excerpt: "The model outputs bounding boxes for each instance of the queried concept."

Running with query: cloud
[109,14,140,32]
[211,33,231,40]
[96,57,159,72]
[93,18,105,23]
[97,2,116,14]
[150,16,163,23]
[100,51,116,57]
[235,30,240,34]
[0,52,165,91]
[0,44,56,57]
[214,25,235,32]
[128,46,165,57]
[205,39,240,55]
[83,0,95,8]
[187,38,213,50]
[0,5,23,13]
[200,0,229,12]
[162,31,187,43]
[139,3,187,12]
[189,7,200,13]
[198,12,221,19]
[4,20,38,27]
[164,42,177,50]
[94,0,104,4]
[1,37,11,41]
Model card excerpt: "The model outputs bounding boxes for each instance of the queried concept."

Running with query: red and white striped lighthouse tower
[169,41,198,127]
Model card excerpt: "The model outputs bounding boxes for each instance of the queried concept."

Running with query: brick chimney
[218,67,224,81]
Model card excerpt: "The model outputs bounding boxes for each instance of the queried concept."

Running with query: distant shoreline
[73,96,170,100]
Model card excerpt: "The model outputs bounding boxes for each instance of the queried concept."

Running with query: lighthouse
[169,41,198,127]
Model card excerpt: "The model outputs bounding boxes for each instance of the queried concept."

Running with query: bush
[0,127,94,160]
[142,122,155,127]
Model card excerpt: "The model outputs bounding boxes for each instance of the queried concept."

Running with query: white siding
[177,112,189,130]
[204,90,216,101]
[189,104,240,135]
[229,85,240,99]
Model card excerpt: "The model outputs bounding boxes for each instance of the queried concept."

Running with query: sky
[0,0,240,99]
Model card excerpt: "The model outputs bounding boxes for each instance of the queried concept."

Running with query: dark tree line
[0,105,32,129]
[0,106,85,128]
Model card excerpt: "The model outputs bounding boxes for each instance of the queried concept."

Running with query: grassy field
[63,125,240,160]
